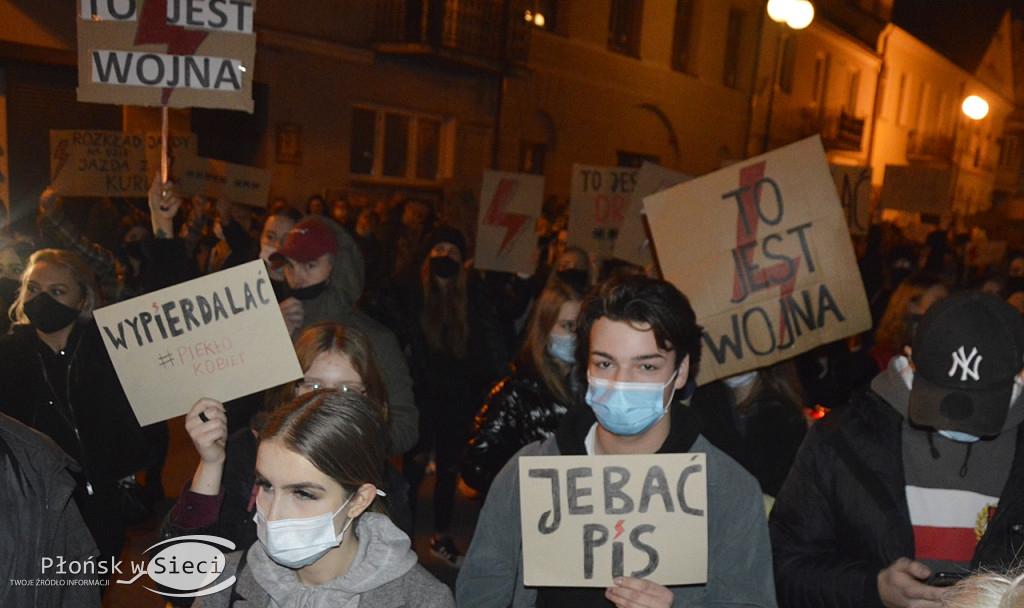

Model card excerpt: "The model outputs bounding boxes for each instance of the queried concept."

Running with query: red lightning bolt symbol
[134,0,208,105]
[614,520,625,540]
[731,162,802,345]
[52,141,70,182]
[485,179,529,255]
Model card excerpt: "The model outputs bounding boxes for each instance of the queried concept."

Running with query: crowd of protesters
[4,178,1024,608]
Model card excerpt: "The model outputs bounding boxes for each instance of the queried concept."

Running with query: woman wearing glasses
[161,322,412,555]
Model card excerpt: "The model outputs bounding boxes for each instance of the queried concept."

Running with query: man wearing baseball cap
[771,291,1024,608]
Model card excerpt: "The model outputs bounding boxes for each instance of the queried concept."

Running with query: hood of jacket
[247,512,417,608]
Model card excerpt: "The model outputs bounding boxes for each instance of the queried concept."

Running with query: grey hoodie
[195,512,453,608]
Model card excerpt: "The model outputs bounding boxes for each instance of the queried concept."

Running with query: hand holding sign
[606,577,674,608]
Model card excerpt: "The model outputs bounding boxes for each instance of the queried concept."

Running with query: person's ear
[347,483,378,519]
[674,355,690,390]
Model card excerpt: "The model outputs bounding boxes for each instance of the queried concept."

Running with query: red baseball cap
[269,218,338,266]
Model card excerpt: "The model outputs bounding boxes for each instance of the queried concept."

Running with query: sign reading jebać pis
[643,136,871,384]
[519,453,708,587]
[93,260,301,426]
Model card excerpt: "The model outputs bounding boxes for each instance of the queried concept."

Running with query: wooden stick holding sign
[93,260,302,426]
[519,453,707,587]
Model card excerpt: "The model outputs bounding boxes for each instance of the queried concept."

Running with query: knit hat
[269,218,338,266]
[423,225,467,260]
[909,291,1024,437]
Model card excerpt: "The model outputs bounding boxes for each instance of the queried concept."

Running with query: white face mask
[722,370,758,389]
[254,494,353,569]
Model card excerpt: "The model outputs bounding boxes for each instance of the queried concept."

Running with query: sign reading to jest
[93,260,302,426]
[519,454,708,587]
[474,170,544,275]
[77,0,256,112]
[569,165,639,260]
[644,136,871,384]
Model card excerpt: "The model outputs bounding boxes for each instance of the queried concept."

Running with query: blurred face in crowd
[355,210,375,238]
[0,249,25,281]
[24,262,86,313]
[1010,257,1024,278]
[430,242,462,264]
[284,254,333,289]
[261,215,297,260]
[550,300,580,339]
[295,351,365,396]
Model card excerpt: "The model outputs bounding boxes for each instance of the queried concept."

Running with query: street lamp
[762,0,815,152]
[950,94,989,213]
[962,95,989,121]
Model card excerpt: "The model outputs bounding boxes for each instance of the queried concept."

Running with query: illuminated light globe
[534,12,545,27]
[767,0,797,23]
[962,95,989,120]
[786,0,814,30]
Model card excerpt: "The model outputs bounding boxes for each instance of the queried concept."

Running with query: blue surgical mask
[547,333,576,364]
[585,371,679,436]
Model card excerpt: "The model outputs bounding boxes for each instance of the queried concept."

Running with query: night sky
[892,0,1017,71]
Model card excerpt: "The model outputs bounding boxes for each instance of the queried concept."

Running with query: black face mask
[286,281,328,301]
[271,278,291,303]
[430,256,460,279]
[0,277,20,305]
[555,268,590,294]
[23,292,81,334]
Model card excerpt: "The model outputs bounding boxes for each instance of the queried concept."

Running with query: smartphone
[926,572,965,587]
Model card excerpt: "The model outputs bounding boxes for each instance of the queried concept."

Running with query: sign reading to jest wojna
[644,136,871,384]
[93,260,302,426]
[519,454,708,587]
[77,0,256,112]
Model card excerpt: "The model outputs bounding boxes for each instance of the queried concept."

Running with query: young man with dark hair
[457,276,777,608]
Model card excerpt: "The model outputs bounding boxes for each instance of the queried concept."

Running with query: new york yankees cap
[269,218,339,266]
[909,291,1024,437]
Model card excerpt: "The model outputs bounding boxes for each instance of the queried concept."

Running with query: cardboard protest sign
[50,129,196,197]
[174,155,271,207]
[519,453,708,587]
[569,165,639,259]
[880,165,951,215]
[613,162,691,268]
[77,0,256,112]
[474,170,544,274]
[644,136,871,384]
[93,260,302,426]
[966,240,1007,269]
[829,165,872,235]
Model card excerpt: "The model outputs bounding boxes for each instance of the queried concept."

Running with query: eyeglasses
[294,381,366,395]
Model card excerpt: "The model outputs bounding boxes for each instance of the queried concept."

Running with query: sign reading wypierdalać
[174,155,271,207]
[93,260,302,426]
[50,130,196,197]
[643,136,871,384]
[613,162,692,268]
[569,165,639,260]
[474,170,545,274]
[519,453,708,587]
[77,0,256,112]
[829,165,872,235]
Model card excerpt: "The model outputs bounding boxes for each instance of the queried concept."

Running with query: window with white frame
[350,105,451,183]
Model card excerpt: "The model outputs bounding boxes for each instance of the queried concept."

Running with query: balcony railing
[374,0,529,69]
[906,130,954,162]
[800,107,867,152]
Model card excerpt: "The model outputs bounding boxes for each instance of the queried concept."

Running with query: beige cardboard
[50,129,195,197]
[569,165,640,260]
[93,260,302,426]
[519,453,708,587]
[174,155,271,207]
[829,165,872,235]
[644,136,872,384]
[77,0,255,112]
[880,165,951,214]
[474,170,544,274]
[613,162,691,268]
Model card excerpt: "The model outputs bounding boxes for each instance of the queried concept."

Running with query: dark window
[608,0,643,57]
[723,9,744,88]
[671,0,696,73]
[350,108,376,176]
[616,151,659,168]
[382,113,410,178]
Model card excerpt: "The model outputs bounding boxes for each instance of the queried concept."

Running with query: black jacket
[461,363,569,494]
[0,322,152,493]
[769,388,1024,608]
